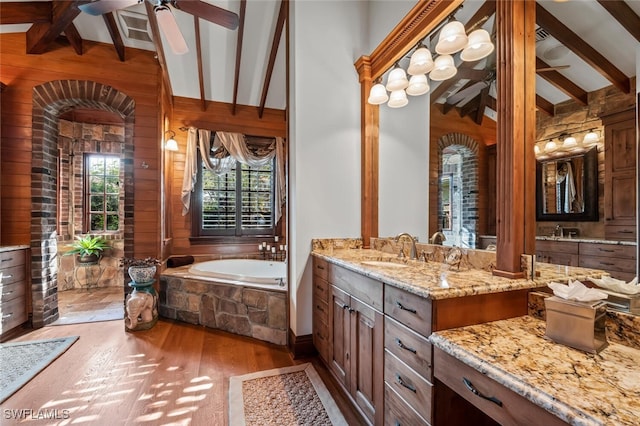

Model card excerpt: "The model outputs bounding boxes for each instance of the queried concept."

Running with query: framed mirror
[536,147,598,221]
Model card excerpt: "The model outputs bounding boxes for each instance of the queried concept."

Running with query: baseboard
[288,329,317,359]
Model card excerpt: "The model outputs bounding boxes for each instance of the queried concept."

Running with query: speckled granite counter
[311,247,606,300]
[430,316,640,426]
[0,245,29,253]
[536,236,637,246]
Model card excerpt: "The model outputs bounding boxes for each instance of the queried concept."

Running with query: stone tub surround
[159,268,287,345]
[430,316,640,426]
[311,245,606,300]
[528,290,640,351]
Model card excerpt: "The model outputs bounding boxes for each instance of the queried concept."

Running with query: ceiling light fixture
[164,130,178,151]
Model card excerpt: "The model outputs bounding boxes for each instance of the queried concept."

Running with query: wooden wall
[0,33,162,259]
[167,97,286,256]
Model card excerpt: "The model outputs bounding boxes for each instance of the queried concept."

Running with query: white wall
[288,0,367,336]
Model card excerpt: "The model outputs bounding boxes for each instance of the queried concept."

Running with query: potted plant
[121,257,161,283]
[64,235,110,265]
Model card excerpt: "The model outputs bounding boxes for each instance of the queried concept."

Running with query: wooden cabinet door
[329,285,351,389]
[349,296,384,426]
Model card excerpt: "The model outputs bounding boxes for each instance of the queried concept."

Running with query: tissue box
[544,296,608,354]
[599,290,640,314]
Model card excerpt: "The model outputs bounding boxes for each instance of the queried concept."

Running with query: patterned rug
[0,336,79,403]
[229,363,347,425]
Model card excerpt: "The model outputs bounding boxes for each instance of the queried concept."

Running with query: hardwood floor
[52,287,124,325]
[3,319,364,425]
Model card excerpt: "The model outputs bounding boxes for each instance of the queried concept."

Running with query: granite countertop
[0,245,29,253]
[430,316,640,426]
[312,248,606,300]
[536,236,637,246]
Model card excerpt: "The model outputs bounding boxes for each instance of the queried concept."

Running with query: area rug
[0,336,79,403]
[229,363,347,425]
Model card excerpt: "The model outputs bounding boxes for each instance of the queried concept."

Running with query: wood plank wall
[168,97,286,256]
[0,33,161,259]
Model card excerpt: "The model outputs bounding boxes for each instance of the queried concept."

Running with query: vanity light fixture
[582,129,600,146]
[385,64,409,91]
[367,79,389,105]
[562,134,578,149]
[534,144,541,155]
[164,130,178,151]
[430,54,457,81]
[387,89,409,108]
[406,74,430,96]
[460,29,494,61]
[544,139,558,153]
[436,20,468,55]
[407,44,434,75]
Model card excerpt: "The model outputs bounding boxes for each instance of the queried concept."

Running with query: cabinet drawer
[314,298,329,324]
[605,226,636,241]
[385,350,433,423]
[313,276,330,303]
[0,250,26,270]
[312,314,330,362]
[330,264,383,311]
[535,240,578,254]
[1,296,28,334]
[385,316,432,380]
[535,251,579,267]
[385,285,432,336]
[434,348,568,426]
[312,256,329,280]
[579,256,636,273]
[385,383,429,426]
[1,280,26,303]
[579,243,635,259]
[0,265,26,287]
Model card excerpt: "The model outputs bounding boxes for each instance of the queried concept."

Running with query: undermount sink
[361,260,408,268]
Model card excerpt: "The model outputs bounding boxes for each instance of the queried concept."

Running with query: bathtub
[187,259,287,290]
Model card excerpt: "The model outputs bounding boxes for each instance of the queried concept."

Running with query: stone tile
[159,305,176,319]
[186,294,200,312]
[243,289,268,309]
[247,307,267,325]
[216,313,252,337]
[267,295,287,330]
[251,325,287,346]
[200,307,216,328]
[167,290,187,310]
[183,279,210,294]
[219,299,247,315]
[176,310,199,325]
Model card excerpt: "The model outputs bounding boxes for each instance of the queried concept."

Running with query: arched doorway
[437,133,480,248]
[31,80,135,327]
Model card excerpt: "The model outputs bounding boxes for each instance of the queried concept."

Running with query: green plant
[64,235,110,257]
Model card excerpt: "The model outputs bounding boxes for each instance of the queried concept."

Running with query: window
[193,158,275,238]
[84,154,120,232]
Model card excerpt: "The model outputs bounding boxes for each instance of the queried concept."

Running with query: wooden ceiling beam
[597,0,640,43]
[258,0,286,119]
[0,1,52,25]
[194,16,206,112]
[464,0,495,33]
[232,0,247,115]
[474,86,490,125]
[26,1,84,54]
[430,60,481,104]
[145,1,173,107]
[64,22,83,55]
[103,12,125,62]
[536,57,588,105]
[536,94,555,116]
[536,2,630,94]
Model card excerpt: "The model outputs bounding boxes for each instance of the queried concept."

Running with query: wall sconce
[164,130,178,151]
[544,140,558,153]
[561,134,578,149]
[582,129,600,146]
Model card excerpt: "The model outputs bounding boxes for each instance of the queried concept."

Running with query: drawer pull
[463,377,502,407]
[1,274,13,280]
[601,262,614,266]
[2,290,14,296]
[2,313,13,320]
[395,374,416,393]
[316,304,325,313]
[1,257,13,262]
[315,284,323,290]
[395,338,417,354]
[598,248,614,253]
[317,265,325,270]
[619,230,633,234]
[341,303,349,310]
[395,301,416,314]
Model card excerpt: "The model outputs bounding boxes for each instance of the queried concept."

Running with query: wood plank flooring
[3,319,364,425]
[52,287,124,325]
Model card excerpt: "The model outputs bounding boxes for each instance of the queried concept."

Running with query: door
[329,285,350,388]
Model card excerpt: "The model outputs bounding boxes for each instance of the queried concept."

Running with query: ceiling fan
[79,0,239,55]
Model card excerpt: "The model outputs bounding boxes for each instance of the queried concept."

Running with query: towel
[167,256,195,268]
[181,127,198,216]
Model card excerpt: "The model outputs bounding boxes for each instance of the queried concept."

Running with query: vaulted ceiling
[1,0,638,122]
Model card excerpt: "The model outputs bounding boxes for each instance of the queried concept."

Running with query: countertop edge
[0,245,30,253]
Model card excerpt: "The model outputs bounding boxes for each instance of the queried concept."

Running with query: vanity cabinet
[535,240,579,266]
[0,248,29,339]
[312,257,330,362]
[578,242,636,282]
[434,347,568,426]
[602,108,636,241]
[326,263,384,425]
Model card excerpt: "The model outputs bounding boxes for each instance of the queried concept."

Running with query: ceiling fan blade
[155,5,189,55]
[536,65,570,72]
[79,0,142,16]
[171,0,239,30]
[446,81,488,105]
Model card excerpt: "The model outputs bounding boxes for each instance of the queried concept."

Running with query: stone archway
[437,133,480,248]
[31,80,135,327]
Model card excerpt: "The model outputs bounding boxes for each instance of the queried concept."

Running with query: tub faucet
[394,233,417,260]
[430,231,446,245]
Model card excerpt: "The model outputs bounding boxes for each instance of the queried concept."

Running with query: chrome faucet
[554,224,564,238]
[394,233,418,260]
[429,231,446,245]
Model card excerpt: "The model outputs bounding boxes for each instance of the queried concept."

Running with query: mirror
[536,147,598,222]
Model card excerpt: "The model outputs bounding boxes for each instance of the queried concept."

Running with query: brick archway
[437,133,479,248]
[31,80,135,327]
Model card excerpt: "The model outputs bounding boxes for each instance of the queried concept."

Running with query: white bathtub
[187,259,287,290]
